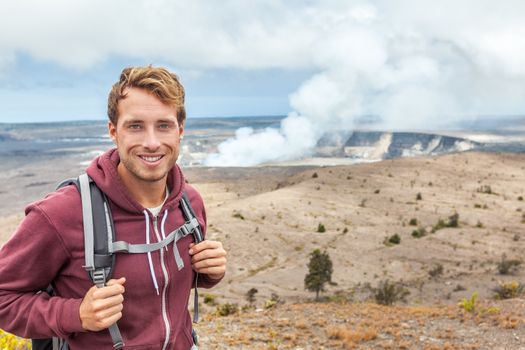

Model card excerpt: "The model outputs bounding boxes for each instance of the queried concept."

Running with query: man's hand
[79,277,126,332]
[189,241,227,280]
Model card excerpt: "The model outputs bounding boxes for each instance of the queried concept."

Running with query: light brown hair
[107,65,186,125]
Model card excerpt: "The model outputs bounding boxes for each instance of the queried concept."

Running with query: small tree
[246,288,258,305]
[304,249,333,301]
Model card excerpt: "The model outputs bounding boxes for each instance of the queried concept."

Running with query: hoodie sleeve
[0,204,84,339]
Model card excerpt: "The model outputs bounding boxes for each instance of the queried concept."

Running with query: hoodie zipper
[153,216,171,350]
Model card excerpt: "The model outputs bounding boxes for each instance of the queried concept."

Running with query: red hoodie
[0,149,221,349]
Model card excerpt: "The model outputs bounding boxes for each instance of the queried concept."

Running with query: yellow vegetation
[0,329,31,350]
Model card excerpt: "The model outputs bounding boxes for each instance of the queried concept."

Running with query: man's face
[108,87,184,186]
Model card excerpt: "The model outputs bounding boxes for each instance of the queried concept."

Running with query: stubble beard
[120,151,178,184]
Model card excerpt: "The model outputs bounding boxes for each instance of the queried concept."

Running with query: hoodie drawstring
[144,210,160,295]
[160,209,168,251]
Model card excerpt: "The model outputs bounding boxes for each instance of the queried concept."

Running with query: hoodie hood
[86,148,185,214]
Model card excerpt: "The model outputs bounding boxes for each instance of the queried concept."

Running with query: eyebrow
[157,119,177,124]
[122,119,144,125]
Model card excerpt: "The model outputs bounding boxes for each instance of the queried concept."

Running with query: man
[0,66,227,349]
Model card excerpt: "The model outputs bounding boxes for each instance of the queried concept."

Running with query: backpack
[32,173,204,350]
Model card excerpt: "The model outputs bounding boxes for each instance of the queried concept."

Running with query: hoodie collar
[86,148,185,214]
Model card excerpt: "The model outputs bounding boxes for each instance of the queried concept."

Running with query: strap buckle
[180,223,191,236]
[92,269,107,287]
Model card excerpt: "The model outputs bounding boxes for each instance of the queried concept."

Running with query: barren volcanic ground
[183,152,525,306]
[1,151,525,349]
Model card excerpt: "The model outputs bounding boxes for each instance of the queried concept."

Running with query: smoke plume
[205,1,525,166]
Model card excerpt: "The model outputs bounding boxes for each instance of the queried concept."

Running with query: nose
[142,127,161,150]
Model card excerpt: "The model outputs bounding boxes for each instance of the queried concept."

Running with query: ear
[108,121,117,144]
[179,120,185,139]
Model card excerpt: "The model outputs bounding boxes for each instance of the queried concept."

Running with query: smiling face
[109,87,184,188]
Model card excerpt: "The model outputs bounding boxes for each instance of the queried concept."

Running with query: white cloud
[1,0,524,163]
[1,1,523,75]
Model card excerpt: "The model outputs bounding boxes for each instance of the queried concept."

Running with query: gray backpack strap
[180,193,203,244]
[53,338,68,350]
[78,174,124,349]
[78,174,96,272]
[110,217,199,254]
[180,192,204,324]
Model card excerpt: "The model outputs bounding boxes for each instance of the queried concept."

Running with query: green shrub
[216,303,239,316]
[453,284,467,292]
[233,212,245,220]
[428,264,444,278]
[432,213,459,232]
[409,218,418,226]
[264,293,281,309]
[411,227,426,238]
[384,234,401,246]
[372,280,409,305]
[497,254,522,275]
[458,292,477,313]
[317,223,326,233]
[493,281,525,299]
[477,185,493,194]
[448,213,459,227]
[203,293,217,306]
[416,192,422,200]
[246,288,258,304]
[312,172,318,178]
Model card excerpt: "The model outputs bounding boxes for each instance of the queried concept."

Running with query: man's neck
[117,164,168,208]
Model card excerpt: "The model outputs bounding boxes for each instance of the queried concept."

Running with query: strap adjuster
[92,269,106,286]
[180,223,191,236]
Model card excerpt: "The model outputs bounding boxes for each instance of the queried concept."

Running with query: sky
[0,1,524,164]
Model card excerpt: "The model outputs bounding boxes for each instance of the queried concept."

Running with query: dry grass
[196,299,525,350]
[327,326,378,349]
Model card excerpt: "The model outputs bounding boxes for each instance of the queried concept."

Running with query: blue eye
[129,124,142,130]
[159,123,170,129]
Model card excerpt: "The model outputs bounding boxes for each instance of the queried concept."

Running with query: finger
[95,301,124,320]
[107,277,126,286]
[93,283,125,300]
[192,257,227,270]
[191,247,227,263]
[189,241,222,255]
[92,293,125,311]
[99,311,123,330]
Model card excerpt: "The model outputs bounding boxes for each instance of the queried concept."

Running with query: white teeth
[141,156,162,162]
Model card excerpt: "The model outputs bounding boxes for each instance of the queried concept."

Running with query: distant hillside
[316,130,479,161]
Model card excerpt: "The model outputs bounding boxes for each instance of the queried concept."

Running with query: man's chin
[130,168,169,183]
[139,174,169,183]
